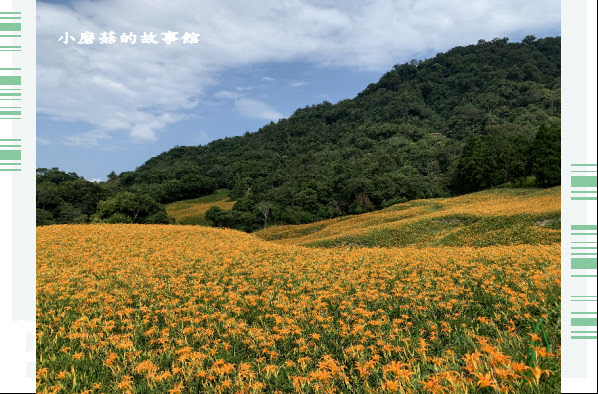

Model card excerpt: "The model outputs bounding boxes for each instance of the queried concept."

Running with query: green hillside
[37,36,561,229]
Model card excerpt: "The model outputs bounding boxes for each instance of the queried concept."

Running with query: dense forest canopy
[37,36,561,229]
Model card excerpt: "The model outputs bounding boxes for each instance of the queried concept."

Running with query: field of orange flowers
[37,219,560,392]
[257,187,561,248]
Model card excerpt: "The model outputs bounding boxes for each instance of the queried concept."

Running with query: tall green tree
[532,123,561,186]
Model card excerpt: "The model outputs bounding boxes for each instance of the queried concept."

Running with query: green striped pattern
[0,105,20,119]
[0,11,21,47]
[0,10,22,171]
[0,69,21,113]
[571,312,598,339]
[571,296,597,301]
[0,76,20,85]
[571,164,598,200]
[0,11,21,42]
[0,139,20,171]
[571,258,597,269]
[570,225,597,277]
[0,12,21,37]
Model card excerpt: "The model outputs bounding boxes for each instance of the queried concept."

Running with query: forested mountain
[37,36,561,229]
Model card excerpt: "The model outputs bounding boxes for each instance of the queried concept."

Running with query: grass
[165,189,235,225]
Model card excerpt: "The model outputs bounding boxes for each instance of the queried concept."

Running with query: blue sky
[36,0,561,181]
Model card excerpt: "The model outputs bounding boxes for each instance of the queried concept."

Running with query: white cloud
[36,137,51,145]
[289,81,308,88]
[130,124,157,141]
[235,98,284,121]
[37,0,560,146]
[213,90,240,100]
[126,113,183,142]
[197,130,211,145]
[63,130,111,146]
[214,90,284,121]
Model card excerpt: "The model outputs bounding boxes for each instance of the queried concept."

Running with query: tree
[36,167,80,184]
[95,192,170,224]
[487,123,530,185]
[454,136,500,193]
[205,205,253,231]
[36,208,55,226]
[107,171,118,181]
[36,167,111,225]
[522,35,536,44]
[532,123,561,186]
[354,193,374,213]
[255,201,273,229]
[59,178,111,217]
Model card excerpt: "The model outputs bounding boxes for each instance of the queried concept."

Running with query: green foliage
[36,167,111,225]
[205,206,255,232]
[532,123,561,186]
[95,192,170,224]
[526,314,553,368]
[178,216,207,226]
[455,123,534,193]
[104,213,134,224]
[145,211,173,224]
[36,208,56,226]
[36,168,173,226]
